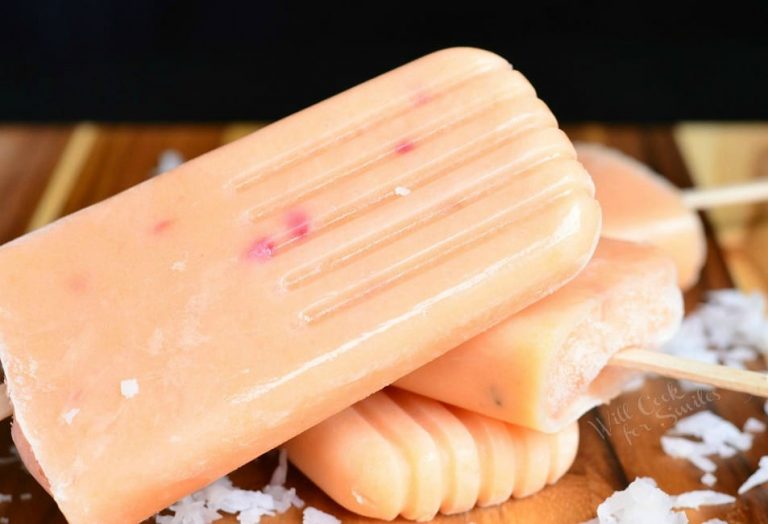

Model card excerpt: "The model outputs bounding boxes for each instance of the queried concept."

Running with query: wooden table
[0,123,767,523]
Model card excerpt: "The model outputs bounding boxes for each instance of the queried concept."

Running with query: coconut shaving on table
[582,477,734,523]
[660,408,768,493]
[662,289,768,383]
[155,450,339,524]
[660,410,754,475]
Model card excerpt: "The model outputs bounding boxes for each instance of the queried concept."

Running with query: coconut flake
[62,407,80,425]
[661,411,754,474]
[269,449,289,486]
[156,496,221,524]
[738,455,768,494]
[0,493,11,503]
[673,490,735,508]
[153,149,185,176]
[120,378,140,399]
[394,186,411,196]
[621,374,648,392]
[585,477,734,523]
[662,290,768,390]
[744,417,766,433]
[205,478,275,516]
[263,484,304,514]
[660,436,717,473]
[155,449,325,524]
[701,472,717,487]
[670,411,752,452]
[303,507,341,524]
[171,260,187,272]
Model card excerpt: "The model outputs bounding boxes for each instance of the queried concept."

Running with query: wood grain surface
[0,123,767,524]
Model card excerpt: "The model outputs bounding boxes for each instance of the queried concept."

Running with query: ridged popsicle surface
[0,48,599,522]
[286,389,579,521]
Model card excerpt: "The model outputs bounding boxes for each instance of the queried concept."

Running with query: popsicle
[396,239,683,433]
[574,142,706,289]
[0,48,601,523]
[285,388,579,521]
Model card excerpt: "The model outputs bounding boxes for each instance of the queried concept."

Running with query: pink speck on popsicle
[412,90,433,107]
[394,140,415,155]
[68,274,89,293]
[244,237,275,261]
[285,210,311,240]
[152,219,175,234]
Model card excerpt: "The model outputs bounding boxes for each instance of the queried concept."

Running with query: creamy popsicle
[286,388,579,521]
[0,48,600,523]
[576,142,706,289]
[396,239,682,433]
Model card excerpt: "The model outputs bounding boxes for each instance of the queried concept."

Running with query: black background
[2,1,767,122]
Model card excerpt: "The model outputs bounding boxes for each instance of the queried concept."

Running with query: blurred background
[2,0,768,122]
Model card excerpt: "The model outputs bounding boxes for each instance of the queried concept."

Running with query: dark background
[2,1,767,122]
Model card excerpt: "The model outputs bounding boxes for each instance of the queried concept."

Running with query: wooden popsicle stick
[681,177,768,210]
[1,383,11,421]
[610,348,768,398]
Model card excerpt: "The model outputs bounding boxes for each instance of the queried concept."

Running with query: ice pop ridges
[0,48,600,523]
[286,389,579,521]
[396,239,682,432]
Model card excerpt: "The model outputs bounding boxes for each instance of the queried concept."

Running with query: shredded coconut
[394,186,411,196]
[62,407,80,425]
[269,449,289,486]
[171,260,187,272]
[663,290,768,390]
[0,493,11,503]
[583,477,734,523]
[744,417,766,433]
[621,374,648,392]
[156,497,221,524]
[701,472,717,487]
[120,378,140,399]
[738,455,768,495]
[303,507,341,524]
[155,449,318,524]
[661,411,753,473]
[673,489,735,508]
[0,517,8,524]
[154,149,185,176]
[661,436,717,472]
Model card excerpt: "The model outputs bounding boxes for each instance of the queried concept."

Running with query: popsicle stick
[610,348,768,397]
[681,178,768,210]
[0,383,11,421]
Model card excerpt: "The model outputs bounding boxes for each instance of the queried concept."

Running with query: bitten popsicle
[575,142,706,289]
[396,239,682,433]
[0,48,601,523]
[285,388,579,521]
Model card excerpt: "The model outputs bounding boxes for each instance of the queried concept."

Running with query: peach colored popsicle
[285,388,579,521]
[576,142,706,289]
[396,239,682,433]
[0,48,600,523]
